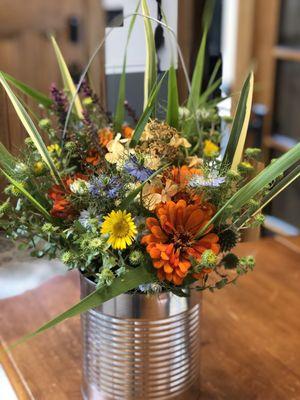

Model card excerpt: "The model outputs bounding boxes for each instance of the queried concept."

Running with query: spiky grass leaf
[0,143,16,174]
[196,143,300,237]
[184,0,216,135]
[0,169,51,220]
[130,73,166,147]
[166,65,179,129]
[50,36,83,119]
[1,72,52,108]
[222,72,254,170]
[114,2,141,132]
[142,0,157,110]
[199,77,222,106]
[10,266,155,347]
[235,164,300,228]
[0,72,63,185]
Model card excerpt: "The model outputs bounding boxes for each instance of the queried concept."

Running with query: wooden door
[0,0,106,156]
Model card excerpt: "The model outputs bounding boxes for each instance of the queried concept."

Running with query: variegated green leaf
[222,72,254,170]
[10,266,155,347]
[0,72,63,185]
[1,72,52,108]
[141,0,157,110]
[51,36,83,119]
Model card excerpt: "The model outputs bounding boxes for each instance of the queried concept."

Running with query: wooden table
[0,236,300,400]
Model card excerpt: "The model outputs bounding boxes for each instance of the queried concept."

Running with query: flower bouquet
[0,1,299,398]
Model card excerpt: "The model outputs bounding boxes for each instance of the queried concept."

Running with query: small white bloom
[69,179,88,195]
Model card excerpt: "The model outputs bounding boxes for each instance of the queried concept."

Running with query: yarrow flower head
[124,155,153,182]
[189,173,226,188]
[101,210,137,250]
[88,175,122,199]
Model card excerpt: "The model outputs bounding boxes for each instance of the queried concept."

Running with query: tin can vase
[80,275,202,400]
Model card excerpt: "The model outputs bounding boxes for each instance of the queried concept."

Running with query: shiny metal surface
[80,275,201,400]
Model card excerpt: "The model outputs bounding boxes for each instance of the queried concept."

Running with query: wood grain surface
[0,236,300,400]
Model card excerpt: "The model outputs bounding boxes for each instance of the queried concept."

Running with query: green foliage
[50,36,83,119]
[11,266,155,347]
[221,72,254,170]
[166,65,179,129]
[1,72,52,108]
[141,0,157,110]
[0,72,63,186]
[129,72,166,147]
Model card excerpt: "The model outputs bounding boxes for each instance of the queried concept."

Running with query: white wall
[103,0,178,75]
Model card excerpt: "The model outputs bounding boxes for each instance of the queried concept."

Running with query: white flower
[69,179,88,195]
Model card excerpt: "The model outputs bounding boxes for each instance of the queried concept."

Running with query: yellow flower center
[112,219,130,238]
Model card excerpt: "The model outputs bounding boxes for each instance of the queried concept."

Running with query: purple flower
[88,175,122,199]
[50,83,68,125]
[124,156,153,182]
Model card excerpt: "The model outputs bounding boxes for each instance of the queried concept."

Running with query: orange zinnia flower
[141,199,220,285]
[98,128,114,147]
[48,173,87,219]
[85,149,101,166]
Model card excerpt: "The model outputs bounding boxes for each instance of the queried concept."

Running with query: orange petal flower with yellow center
[141,199,220,285]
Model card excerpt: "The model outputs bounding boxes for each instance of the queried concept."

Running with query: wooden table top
[0,236,300,400]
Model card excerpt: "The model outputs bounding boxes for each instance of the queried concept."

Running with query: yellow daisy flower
[203,140,219,157]
[101,210,137,250]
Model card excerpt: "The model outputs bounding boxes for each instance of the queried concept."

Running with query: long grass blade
[222,72,254,170]
[50,36,83,119]
[114,2,141,132]
[0,169,51,220]
[235,164,300,228]
[196,143,300,237]
[0,72,63,185]
[166,65,179,129]
[186,0,216,112]
[10,266,155,347]
[199,77,222,105]
[141,0,157,110]
[0,143,16,174]
[130,73,166,147]
[1,72,52,108]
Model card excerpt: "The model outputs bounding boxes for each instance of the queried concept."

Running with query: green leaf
[206,59,222,90]
[120,163,170,209]
[186,0,215,111]
[196,143,300,237]
[1,72,52,108]
[184,0,216,135]
[142,0,157,110]
[11,266,155,347]
[166,65,179,129]
[199,77,222,106]
[130,72,166,147]
[222,72,254,170]
[50,36,83,119]
[235,164,300,228]
[0,143,16,174]
[0,72,63,186]
[0,169,51,220]
[114,2,141,132]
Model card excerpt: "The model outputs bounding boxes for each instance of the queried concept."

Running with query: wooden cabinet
[0,0,105,156]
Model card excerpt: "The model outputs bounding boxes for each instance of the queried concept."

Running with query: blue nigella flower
[124,155,153,182]
[189,173,226,188]
[88,175,122,199]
